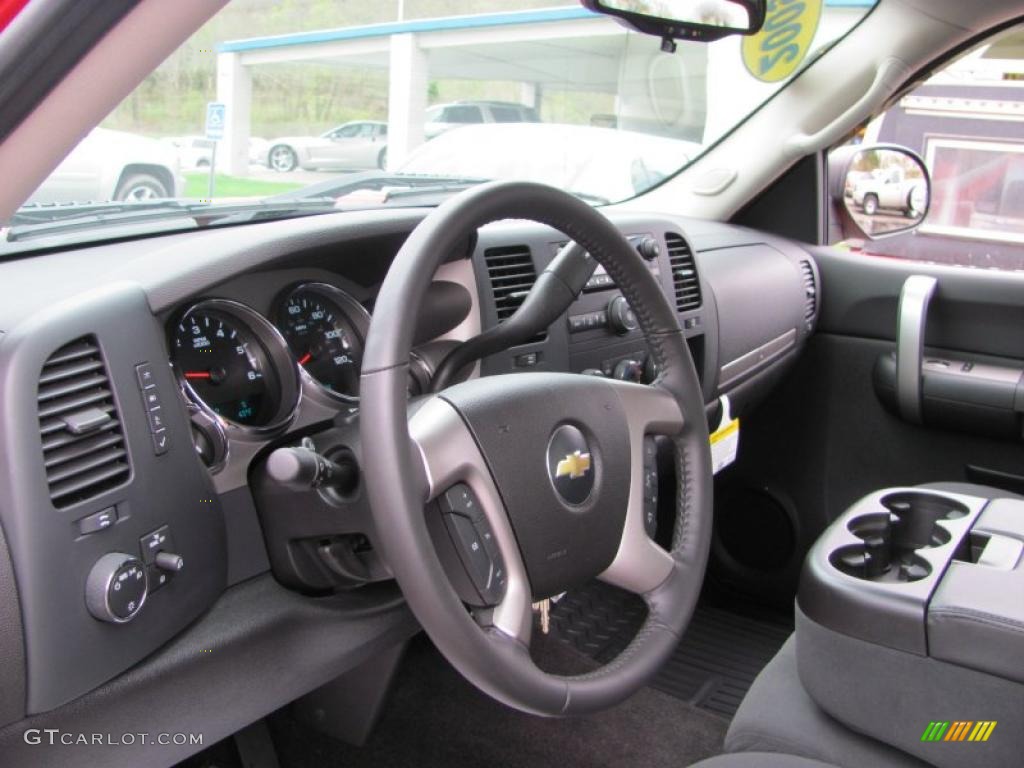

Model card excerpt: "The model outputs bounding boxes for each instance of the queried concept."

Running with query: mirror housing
[829,144,931,241]
[581,0,766,47]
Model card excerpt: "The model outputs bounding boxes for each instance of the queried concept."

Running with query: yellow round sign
[742,0,823,84]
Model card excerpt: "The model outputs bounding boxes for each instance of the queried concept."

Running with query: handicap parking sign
[205,102,226,140]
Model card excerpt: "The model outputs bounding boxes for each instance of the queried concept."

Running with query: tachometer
[275,283,370,401]
[171,299,300,432]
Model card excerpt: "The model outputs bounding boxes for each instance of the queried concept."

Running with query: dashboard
[0,204,819,764]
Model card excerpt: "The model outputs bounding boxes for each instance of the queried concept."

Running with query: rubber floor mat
[550,582,793,719]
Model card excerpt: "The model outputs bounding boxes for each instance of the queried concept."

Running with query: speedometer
[275,283,370,401]
[171,299,301,432]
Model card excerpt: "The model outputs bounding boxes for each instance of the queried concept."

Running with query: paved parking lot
[246,165,345,186]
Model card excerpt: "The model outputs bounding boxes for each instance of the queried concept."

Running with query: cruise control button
[447,513,496,593]
[443,484,482,521]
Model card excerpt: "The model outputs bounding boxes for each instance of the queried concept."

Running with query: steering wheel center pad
[439,373,631,599]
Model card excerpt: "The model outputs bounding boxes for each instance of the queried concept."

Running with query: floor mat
[551,582,793,719]
[268,634,728,768]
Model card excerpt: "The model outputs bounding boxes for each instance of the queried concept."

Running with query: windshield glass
[10,0,877,238]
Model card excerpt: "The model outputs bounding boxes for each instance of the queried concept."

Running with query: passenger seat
[723,638,929,767]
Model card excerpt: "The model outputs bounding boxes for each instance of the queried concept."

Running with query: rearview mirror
[829,145,931,241]
[582,0,766,46]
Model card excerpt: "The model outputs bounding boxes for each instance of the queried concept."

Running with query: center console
[797,486,1024,767]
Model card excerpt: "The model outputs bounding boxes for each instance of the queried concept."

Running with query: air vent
[38,337,130,508]
[483,245,538,322]
[799,260,817,322]
[665,233,702,312]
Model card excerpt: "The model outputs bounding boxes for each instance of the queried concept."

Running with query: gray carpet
[267,632,729,768]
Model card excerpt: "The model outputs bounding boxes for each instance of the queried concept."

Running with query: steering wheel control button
[77,506,118,536]
[643,438,659,538]
[85,553,148,623]
[547,424,595,507]
[443,484,481,520]
[439,484,507,605]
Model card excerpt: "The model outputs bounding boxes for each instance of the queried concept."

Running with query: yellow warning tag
[710,396,740,474]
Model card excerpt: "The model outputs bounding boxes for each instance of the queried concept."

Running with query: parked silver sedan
[260,121,388,172]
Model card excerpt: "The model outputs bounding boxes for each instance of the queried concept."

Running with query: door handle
[896,275,938,424]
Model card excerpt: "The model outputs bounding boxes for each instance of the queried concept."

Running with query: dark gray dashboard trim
[125,208,431,314]
[0,575,417,767]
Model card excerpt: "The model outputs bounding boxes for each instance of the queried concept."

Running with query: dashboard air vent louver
[38,337,130,508]
[799,260,818,322]
[483,245,538,322]
[665,233,702,312]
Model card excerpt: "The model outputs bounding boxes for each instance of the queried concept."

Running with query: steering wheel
[359,181,713,716]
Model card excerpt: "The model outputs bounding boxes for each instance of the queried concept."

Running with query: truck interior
[0,1,1021,767]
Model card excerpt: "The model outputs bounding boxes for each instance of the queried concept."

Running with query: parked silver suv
[425,100,540,138]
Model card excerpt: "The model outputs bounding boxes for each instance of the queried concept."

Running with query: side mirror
[829,145,931,241]
[581,0,765,47]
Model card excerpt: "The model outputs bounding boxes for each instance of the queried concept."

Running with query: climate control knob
[85,553,147,624]
[607,296,639,335]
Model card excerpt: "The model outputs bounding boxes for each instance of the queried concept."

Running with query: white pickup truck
[851,166,926,216]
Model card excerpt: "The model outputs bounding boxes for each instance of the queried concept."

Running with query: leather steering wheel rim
[360,181,713,716]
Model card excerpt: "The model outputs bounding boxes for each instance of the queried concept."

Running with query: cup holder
[828,492,966,583]
[830,544,932,583]
[881,490,967,537]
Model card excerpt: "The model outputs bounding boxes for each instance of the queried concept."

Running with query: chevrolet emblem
[555,450,592,480]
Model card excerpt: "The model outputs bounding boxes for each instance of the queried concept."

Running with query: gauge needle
[298,352,313,366]
[184,371,212,380]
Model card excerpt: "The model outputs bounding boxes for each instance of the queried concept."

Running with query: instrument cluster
[169,282,424,442]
